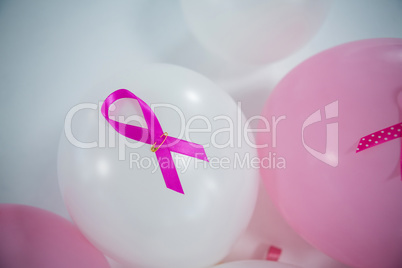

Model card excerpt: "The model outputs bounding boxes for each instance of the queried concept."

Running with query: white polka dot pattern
[356,123,402,152]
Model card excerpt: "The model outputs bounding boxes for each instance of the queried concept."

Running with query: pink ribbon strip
[266,246,282,261]
[101,89,209,194]
[356,122,402,178]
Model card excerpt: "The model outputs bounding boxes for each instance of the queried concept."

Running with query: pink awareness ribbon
[356,122,402,178]
[101,89,209,194]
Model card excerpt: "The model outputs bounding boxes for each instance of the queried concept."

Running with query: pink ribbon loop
[356,122,402,179]
[101,89,209,194]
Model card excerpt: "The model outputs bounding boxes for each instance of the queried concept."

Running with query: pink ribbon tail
[101,89,209,194]
[266,246,282,261]
[356,122,402,179]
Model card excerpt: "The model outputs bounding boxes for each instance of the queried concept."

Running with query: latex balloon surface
[181,0,331,64]
[213,260,300,268]
[258,38,402,268]
[58,64,259,268]
[0,204,110,268]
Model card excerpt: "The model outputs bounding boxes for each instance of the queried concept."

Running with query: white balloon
[181,0,331,64]
[213,260,300,268]
[57,64,259,268]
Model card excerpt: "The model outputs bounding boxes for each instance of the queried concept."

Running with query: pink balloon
[257,38,402,268]
[0,204,110,268]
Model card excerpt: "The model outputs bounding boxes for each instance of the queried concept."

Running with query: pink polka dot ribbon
[356,122,402,178]
[101,89,209,194]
